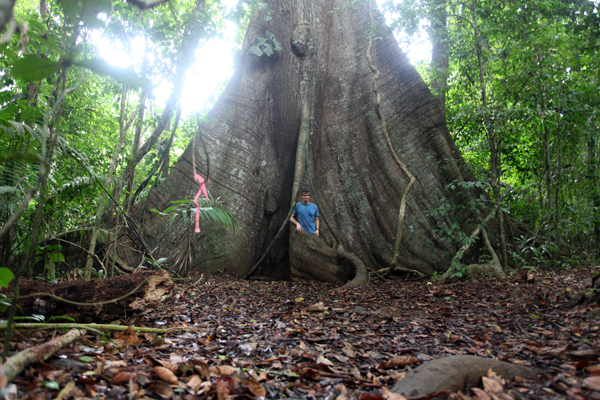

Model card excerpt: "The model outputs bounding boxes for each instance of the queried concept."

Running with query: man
[290,189,320,237]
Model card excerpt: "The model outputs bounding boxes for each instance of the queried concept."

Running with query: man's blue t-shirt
[292,202,319,234]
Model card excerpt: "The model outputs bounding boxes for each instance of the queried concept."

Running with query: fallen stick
[0,328,83,389]
[0,323,200,334]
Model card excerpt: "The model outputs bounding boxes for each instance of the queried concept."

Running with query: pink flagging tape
[193,174,209,233]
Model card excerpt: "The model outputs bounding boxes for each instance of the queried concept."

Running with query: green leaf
[26,31,64,55]
[0,268,13,288]
[73,59,147,88]
[263,44,274,57]
[10,55,61,81]
[79,356,94,363]
[0,186,19,195]
[42,381,60,390]
[250,46,263,57]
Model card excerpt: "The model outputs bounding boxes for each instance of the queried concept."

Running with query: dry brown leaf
[316,355,334,366]
[154,366,179,385]
[342,346,356,358]
[169,353,185,364]
[112,371,137,385]
[151,381,174,399]
[307,301,327,312]
[583,376,600,391]
[54,381,76,400]
[472,387,491,400]
[482,376,503,394]
[157,360,179,373]
[198,381,212,395]
[216,381,229,400]
[186,375,203,395]
[216,365,236,376]
[379,356,422,369]
[300,368,321,380]
[104,342,119,355]
[381,387,408,400]
[258,356,283,365]
[258,371,268,381]
[241,379,266,396]
[194,362,211,380]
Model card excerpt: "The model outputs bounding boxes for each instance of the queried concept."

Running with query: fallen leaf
[583,376,600,391]
[307,302,327,312]
[471,387,491,400]
[241,379,266,396]
[154,366,178,385]
[379,356,422,369]
[186,375,203,394]
[54,381,76,400]
[158,360,179,373]
[482,376,503,394]
[112,371,137,385]
[151,380,174,399]
[381,387,408,400]
[316,355,334,366]
[300,368,321,380]
[193,361,210,380]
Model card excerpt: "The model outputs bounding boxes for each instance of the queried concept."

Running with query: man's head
[301,189,311,204]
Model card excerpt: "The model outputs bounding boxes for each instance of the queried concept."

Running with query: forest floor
[5,267,600,400]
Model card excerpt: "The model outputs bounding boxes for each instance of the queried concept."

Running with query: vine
[365,3,418,277]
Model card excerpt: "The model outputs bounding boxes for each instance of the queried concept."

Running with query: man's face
[301,192,311,204]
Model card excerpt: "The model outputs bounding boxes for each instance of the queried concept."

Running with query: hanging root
[365,4,417,278]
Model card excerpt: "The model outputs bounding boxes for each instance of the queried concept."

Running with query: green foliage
[0,0,241,280]
[249,30,282,57]
[0,268,13,288]
[390,0,600,267]
[151,195,241,232]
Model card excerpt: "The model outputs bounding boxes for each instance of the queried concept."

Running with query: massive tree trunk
[115,0,480,284]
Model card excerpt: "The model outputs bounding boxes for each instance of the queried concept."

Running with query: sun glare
[95,2,430,115]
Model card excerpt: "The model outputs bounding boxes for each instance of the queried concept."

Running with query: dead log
[2,271,174,323]
[391,355,537,398]
[0,328,83,389]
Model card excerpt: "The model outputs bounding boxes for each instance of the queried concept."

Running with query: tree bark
[115,0,483,283]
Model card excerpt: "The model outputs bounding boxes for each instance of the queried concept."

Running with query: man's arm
[290,214,302,232]
[314,216,320,237]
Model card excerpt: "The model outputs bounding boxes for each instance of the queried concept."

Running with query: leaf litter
[4,268,600,400]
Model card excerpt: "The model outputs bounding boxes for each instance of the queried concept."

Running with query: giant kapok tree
[115,0,490,286]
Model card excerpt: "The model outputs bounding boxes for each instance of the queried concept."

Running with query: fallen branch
[0,328,84,389]
[0,323,200,334]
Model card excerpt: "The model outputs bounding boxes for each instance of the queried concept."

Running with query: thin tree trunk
[428,0,448,117]
[84,85,129,280]
[587,132,600,246]
[472,0,507,269]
